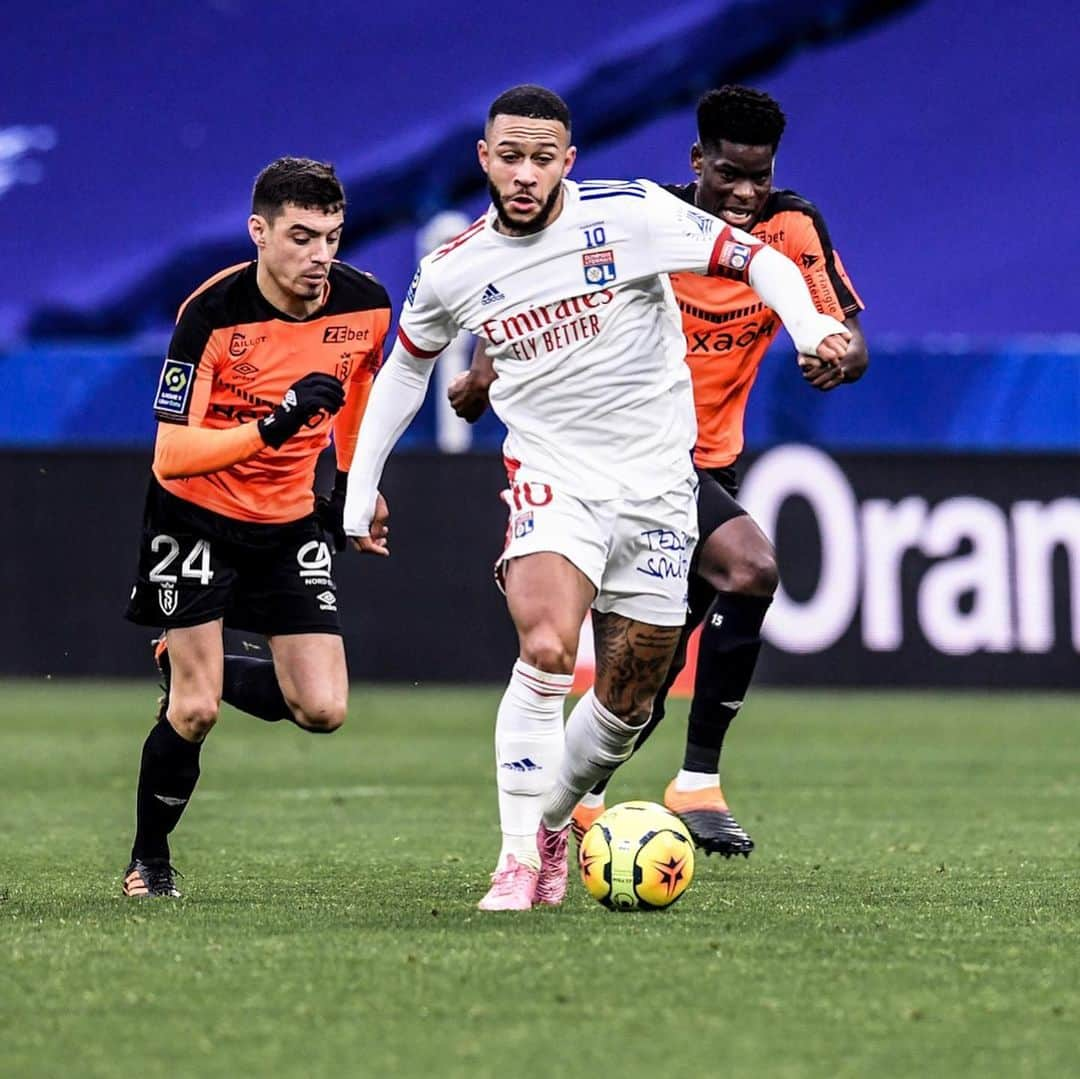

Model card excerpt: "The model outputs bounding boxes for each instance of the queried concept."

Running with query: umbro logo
[800,253,819,269]
[480,282,505,306]
[500,757,540,772]
[316,590,337,611]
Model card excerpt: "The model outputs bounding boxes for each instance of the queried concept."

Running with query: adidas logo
[500,757,540,772]
[480,282,505,306]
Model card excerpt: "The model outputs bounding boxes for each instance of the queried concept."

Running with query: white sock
[579,791,605,810]
[674,769,721,792]
[494,659,572,870]
[542,689,640,830]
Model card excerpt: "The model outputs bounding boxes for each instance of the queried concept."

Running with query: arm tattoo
[592,611,681,725]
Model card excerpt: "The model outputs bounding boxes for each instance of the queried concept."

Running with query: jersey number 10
[583,226,607,249]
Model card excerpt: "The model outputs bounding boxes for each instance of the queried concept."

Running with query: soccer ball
[578,800,695,911]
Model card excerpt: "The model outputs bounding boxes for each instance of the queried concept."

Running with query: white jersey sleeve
[637,179,764,280]
[638,180,848,355]
[343,253,460,537]
[342,342,434,537]
[396,259,459,358]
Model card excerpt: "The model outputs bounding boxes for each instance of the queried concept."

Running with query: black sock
[222,655,292,723]
[132,721,202,863]
[683,591,771,774]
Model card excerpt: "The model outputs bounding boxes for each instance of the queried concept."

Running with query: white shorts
[496,471,699,626]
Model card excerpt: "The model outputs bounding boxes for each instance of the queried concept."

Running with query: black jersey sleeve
[151,303,216,425]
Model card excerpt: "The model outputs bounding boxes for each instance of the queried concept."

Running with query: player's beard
[489,180,563,236]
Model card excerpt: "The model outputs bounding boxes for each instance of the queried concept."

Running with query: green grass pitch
[1,681,1077,1078]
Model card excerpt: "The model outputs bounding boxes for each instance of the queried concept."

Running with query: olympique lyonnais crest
[582,249,617,286]
[512,511,534,538]
[718,240,752,272]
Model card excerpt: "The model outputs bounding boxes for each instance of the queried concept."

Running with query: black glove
[315,469,349,552]
[258,373,345,449]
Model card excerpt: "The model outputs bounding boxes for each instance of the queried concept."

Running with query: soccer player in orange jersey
[121,158,391,897]
[450,86,868,858]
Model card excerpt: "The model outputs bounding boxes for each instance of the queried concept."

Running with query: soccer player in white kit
[344,85,849,910]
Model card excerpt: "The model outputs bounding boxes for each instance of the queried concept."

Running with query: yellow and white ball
[578,800,695,911]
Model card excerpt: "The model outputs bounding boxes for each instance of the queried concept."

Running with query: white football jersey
[399,178,764,500]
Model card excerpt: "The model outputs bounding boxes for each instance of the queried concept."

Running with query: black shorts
[693,465,746,551]
[684,465,749,620]
[125,479,342,636]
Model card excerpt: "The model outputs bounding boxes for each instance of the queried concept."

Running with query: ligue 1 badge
[153,359,194,416]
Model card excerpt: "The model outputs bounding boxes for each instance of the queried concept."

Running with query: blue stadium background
[2,0,1077,684]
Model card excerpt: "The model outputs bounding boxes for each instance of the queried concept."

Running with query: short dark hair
[697,86,787,153]
[251,157,345,222]
[487,84,571,132]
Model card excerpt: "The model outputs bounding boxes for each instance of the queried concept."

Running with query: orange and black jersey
[153,260,390,524]
[665,183,864,469]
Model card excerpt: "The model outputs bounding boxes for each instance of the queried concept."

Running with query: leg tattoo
[591,612,682,726]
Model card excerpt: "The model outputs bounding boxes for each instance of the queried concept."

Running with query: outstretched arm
[343,341,435,555]
[745,244,850,360]
[641,182,849,359]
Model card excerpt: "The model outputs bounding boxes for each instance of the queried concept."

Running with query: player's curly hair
[251,157,345,221]
[697,86,786,152]
[487,84,571,132]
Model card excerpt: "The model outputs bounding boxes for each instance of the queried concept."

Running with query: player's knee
[706,545,778,597]
[169,696,220,740]
[733,547,779,597]
[518,629,576,676]
[292,697,347,734]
